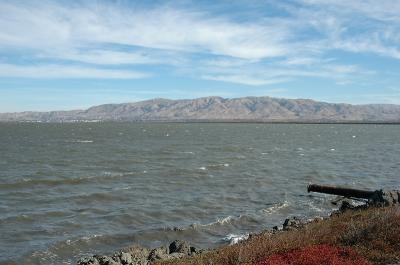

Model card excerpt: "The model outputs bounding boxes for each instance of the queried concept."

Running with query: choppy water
[0,123,399,264]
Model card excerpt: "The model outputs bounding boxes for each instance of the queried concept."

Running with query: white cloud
[47,50,160,65]
[201,74,290,86]
[280,57,321,66]
[331,38,400,59]
[0,1,287,60]
[0,0,398,85]
[193,57,373,86]
[300,0,400,22]
[293,0,400,59]
[0,63,149,79]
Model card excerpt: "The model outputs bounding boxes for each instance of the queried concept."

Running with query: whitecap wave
[190,216,235,229]
[66,139,93,143]
[223,233,249,245]
[307,201,325,213]
[180,151,195,154]
[262,200,290,214]
[214,216,234,225]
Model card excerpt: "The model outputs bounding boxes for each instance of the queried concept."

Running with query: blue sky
[0,0,400,112]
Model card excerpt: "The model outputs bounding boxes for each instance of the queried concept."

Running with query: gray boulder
[282,216,305,231]
[96,255,119,265]
[76,240,201,265]
[77,257,100,265]
[369,190,400,206]
[169,240,191,255]
[119,246,149,265]
[148,246,169,261]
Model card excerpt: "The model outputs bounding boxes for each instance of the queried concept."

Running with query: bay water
[0,123,399,264]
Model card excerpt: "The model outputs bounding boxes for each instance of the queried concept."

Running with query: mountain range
[1,96,400,123]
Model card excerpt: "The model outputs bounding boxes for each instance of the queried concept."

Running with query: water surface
[0,123,399,264]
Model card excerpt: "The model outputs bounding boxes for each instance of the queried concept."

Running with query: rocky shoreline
[77,191,400,265]
[76,213,322,265]
[77,239,202,265]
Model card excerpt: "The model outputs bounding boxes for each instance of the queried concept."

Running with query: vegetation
[255,244,371,265]
[156,206,400,265]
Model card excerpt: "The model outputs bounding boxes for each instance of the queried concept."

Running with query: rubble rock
[369,190,400,206]
[282,216,305,231]
[339,200,356,212]
[97,255,119,265]
[120,246,149,265]
[77,257,100,265]
[119,252,132,265]
[76,241,201,265]
[148,246,169,261]
[169,240,192,255]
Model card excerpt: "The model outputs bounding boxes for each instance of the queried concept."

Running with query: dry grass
[155,206,400,265]
[255,244,371,265]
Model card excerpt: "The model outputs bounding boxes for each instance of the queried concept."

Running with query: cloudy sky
[1,0,400,111]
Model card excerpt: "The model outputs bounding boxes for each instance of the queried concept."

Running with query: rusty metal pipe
[307,184,375,199]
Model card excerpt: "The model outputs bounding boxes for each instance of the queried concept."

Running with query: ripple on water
[1,123,398,265]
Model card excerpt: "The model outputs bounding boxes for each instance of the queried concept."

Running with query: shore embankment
[77,204,400,265]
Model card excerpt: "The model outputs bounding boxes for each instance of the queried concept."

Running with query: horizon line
[1,95,400,114]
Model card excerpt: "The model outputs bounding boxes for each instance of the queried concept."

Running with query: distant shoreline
[1,119,400,125]
[1,96,400,123]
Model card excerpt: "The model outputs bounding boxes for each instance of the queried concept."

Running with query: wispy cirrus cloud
[0,63,149,79]
[294,0,400,59]
[45,50,160,66]
[0,1,288,59]
[0,0,399,87]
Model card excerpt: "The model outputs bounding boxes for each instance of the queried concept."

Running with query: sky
[0,0,400,112]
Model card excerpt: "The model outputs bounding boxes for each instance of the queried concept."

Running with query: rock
[169,240,191,255]
[169,252,185,259]
[96,255,119,265]
[148,246,169,261]
[77,246,151,265]
[381,190,400,206]
[77,257,100,265]
[339,201,356,212]
[148,243,196,262]
[120,246,149,265]
[282,216,304,231]
[369,190,400,206]
[76,241,202,265]
[190,246,198,254]
[119,252,132,265]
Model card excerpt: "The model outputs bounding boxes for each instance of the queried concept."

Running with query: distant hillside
[1,96,400,122]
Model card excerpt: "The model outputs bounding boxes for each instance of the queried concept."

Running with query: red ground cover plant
[255,244,371,265]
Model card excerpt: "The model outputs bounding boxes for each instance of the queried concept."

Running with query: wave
[166,214,259,232]
[222,233,249,245]
[208,163,230,168]
[0,177,89,189]
[261,200,290,214]
[198,163,230,171]
[64,234,103,246]
[0,172,136,190]
[10,234,106,265]
[178,151,195,155]
[307,203,324,213]
[195,216,235,228]
[164,216,236,231]
[65,139,94,143]
[0,210,73,225]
